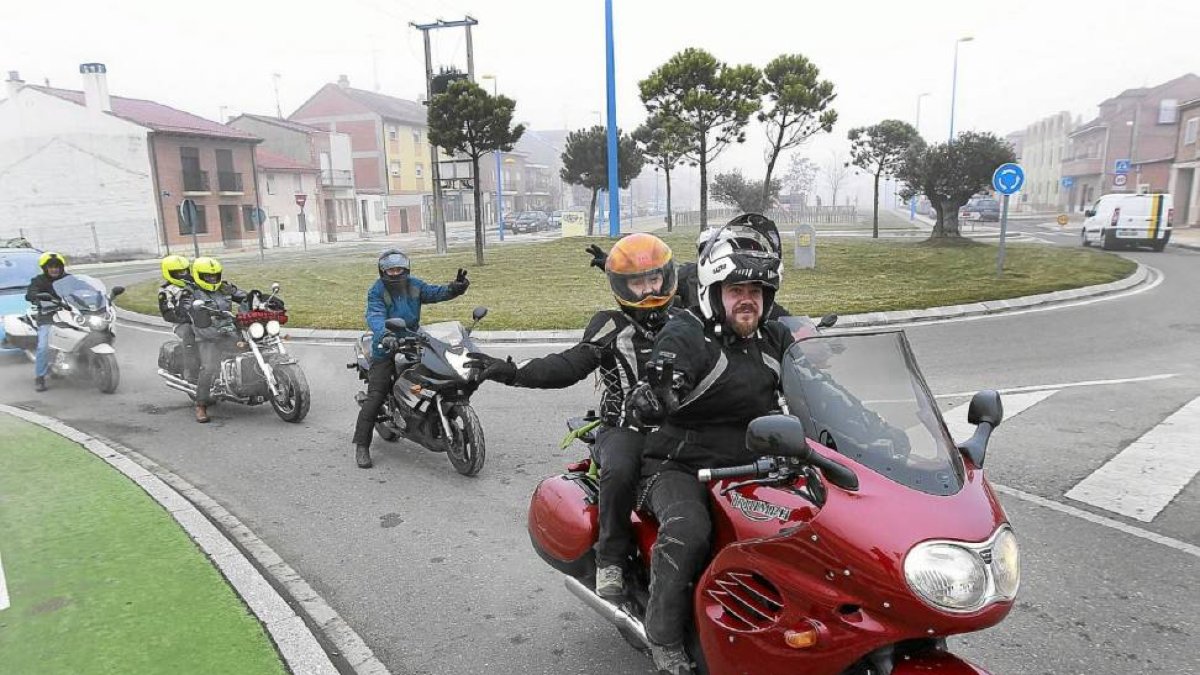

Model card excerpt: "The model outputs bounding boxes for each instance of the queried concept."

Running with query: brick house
[289,76,430,234]
[1169,99,1200,227]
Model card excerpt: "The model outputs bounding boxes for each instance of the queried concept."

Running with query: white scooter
[0,275,124,393]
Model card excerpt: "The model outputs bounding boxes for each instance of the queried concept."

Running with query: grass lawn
[119,229,1135,331]
[0,414,286,675]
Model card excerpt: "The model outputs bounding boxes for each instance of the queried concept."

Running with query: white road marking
[1064,396,1200,522]
[0,551,9,611]
[935,373,1178,399]
[992,484,1200,559]
[942,390,1058,444]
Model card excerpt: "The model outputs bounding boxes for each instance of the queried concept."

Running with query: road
[1,238,1197,674]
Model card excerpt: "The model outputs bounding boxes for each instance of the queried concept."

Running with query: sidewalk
[0,409,339,675]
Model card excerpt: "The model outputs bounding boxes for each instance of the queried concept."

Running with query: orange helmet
[605,233,677,312]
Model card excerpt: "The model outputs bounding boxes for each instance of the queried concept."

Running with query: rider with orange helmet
[468,233,680,599]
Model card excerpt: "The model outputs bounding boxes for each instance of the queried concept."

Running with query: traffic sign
[180,199,199,227]
[992,163,1025,195]
[1113,174,1129,188]
[294,193,308,208]
[1114,159,1131,175]
[1061,176,1075,188]
[250,207,266,225]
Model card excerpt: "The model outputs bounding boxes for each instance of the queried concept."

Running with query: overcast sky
[4,0,1198,203]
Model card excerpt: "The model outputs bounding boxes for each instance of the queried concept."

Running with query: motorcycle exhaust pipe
[563,575,649,650]
[158,369,196,395]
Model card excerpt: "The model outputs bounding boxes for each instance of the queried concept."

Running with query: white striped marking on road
[0,551,10,611]
[942,390,1059,444]
[935,373,1177,399]
[1064,396,1200,522]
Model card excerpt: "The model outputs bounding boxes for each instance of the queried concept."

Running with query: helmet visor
[700,214,782,262]
[609,261,677,309]
[199,272,222,287]
[379,251,410,274]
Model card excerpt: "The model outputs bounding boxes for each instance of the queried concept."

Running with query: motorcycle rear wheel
[445,404,485,476]
[270,363,311,423]
[93,353,120,394]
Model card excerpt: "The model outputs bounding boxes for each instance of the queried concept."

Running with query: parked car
[0,246,43,354]
[548,211,563,229]
[1080,193,1173,252]
[511,211,549,234]
[960,197,1000,222]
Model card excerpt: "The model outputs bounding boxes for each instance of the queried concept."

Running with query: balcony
[321,169,354,188]
[1061,157,1102,178]
[182,170,210,194]
[218,171,244,194]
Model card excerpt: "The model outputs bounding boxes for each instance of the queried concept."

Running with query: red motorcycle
[528,323,1018,674]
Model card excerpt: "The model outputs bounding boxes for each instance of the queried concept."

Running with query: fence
[671,206,858,229]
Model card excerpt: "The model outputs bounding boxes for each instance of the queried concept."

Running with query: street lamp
[915,92,931,137]
[481,74,505,240]
[949,37,974,141]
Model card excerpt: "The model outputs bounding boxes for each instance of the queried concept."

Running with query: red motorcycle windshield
[781,331,966,496]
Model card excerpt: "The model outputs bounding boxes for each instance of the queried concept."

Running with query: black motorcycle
[350,307,489,476]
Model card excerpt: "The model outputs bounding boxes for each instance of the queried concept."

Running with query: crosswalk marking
[0,551,10,611]
[942,390,1059,444]
[1065,396,1200,522]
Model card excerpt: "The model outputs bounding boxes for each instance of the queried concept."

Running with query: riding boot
[356,444,373,469]
[34,376,47,392]
[195,404,210,423]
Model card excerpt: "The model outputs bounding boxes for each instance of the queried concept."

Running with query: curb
[0,404,390,675]
[118,262,1152,345]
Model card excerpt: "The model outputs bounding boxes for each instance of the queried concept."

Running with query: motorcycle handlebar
[698,458,775,483]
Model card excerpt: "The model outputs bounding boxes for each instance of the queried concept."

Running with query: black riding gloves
[449,268,470,296]
[625,382,666,428]
[465,352,517,385]
[585,244,608,271]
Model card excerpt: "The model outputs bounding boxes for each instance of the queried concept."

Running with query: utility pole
[272,73,282,118]
[411,16,479,255]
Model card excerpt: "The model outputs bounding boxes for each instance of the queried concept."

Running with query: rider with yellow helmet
[24,252,70,391]
[187,257,245,423]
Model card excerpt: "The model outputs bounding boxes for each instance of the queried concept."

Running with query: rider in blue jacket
[353,249,469,468]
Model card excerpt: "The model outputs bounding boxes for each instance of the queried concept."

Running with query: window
[390,162,401,177]
[1158,99,1178,125]
[412,129,421,144]
[180,146,205,191]
[266,174,276,195]
[293,173,303,191]
[1185,118,1199,145]
[242,205,257,232]
[415,163,424,178]
[388,127,398,141]
[178,203,208,235]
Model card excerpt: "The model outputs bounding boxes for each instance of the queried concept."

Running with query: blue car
[0,247,42,354]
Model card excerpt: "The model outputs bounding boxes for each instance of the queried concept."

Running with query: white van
[1080,193,1173,251]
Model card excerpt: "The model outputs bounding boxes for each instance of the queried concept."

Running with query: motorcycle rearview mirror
[385,317,408,333]
[745,415,812,461]
[472,306,488,322]
[817,314,838,329]
[271,282,280,294]
[958,390,1003,468]
[110,286,125,298]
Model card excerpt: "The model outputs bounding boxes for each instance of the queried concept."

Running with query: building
[289,76,430,234]
[1062,74,1200,211]
[0,64,262,257]
[1008,112,1074,212]
[253,149,322,248]
[228,113,359,242]
[1169,98,1200,227]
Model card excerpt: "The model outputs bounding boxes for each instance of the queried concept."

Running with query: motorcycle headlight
[265,320,281,336]
[904,542,988,611]
[87,315,108,330]
[991,527,1021,598]
[248,322,266,339]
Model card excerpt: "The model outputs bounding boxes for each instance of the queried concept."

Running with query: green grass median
[0,413,286,675]
[118,231,1135,331]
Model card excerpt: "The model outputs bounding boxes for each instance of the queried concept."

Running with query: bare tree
[824,150,850,208]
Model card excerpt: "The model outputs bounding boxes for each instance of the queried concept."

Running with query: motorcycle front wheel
[93,353,120,394]
[445,403,485,476]
[270,363,311,423]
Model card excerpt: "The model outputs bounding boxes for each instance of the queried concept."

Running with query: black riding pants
[353,357,396,449]
[196,337,237,405]
[593,426,647,569]
[639,469,713,647]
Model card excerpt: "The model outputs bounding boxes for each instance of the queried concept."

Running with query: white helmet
[696,213,783,326]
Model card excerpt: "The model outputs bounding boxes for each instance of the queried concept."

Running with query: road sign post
[992,163,1025,277]
[251,207,267,260]
[180,198,200,258]
[295,194,308,251]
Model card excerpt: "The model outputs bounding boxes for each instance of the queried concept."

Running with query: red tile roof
[339,87,427,125]
[255,148,318,172]
[232,113,325,133]
[30,86,259,141]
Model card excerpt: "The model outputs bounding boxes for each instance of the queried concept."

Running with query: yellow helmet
[38,251,67,271]
[192,257,223,292]
[161,255,191,288]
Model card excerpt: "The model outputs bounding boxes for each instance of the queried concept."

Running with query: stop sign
[294,193,308,208]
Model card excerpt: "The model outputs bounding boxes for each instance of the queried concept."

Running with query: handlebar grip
[810,454,860,491]
[698,463,759,483]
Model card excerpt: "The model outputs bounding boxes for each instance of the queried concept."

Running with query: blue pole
[604,0,620,237]
[495,151,504,241]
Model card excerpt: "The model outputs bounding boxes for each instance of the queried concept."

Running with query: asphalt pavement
[1,237,1197,673]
